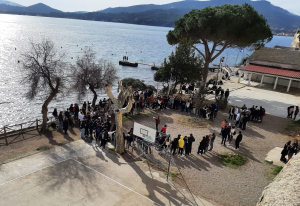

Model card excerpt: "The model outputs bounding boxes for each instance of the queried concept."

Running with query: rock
[257,154,300,205]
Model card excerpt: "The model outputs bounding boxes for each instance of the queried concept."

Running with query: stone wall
[257,154,300,206]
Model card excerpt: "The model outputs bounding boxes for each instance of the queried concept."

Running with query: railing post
[36,119,39,131]
[4,126,8,146]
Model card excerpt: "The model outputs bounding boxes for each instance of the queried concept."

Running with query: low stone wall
[257,154,300,206]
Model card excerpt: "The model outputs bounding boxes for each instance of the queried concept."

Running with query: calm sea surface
[0,14,294,127]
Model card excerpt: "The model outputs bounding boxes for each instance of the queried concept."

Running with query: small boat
[151,66,159,71]
[119,61,138,67]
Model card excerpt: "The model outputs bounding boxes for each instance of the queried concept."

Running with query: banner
[133,122,157,143]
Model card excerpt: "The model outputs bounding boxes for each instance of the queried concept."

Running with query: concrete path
[0,140,214,206]
[208,77,300,119]
[265,147,285,167]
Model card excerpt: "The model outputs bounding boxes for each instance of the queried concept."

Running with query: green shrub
[215,96,229,110]
[220,153,248,169]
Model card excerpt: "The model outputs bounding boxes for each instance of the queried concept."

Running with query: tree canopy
[167,3,273,87]
[21,39,67,132]
[154,40,203,93]
[72,48,118,107]
[121,78,156,92]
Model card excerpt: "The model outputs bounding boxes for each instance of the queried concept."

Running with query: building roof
[248,47,300,67]
[240,64,300,79]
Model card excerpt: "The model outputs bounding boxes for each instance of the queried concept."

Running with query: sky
[9,0,300,15]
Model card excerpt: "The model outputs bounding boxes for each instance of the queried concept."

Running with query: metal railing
[0,117,58,146]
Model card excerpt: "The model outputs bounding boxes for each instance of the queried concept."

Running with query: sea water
[0,14,294,127]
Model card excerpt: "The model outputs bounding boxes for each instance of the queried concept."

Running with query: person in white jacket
[235,112,240,127]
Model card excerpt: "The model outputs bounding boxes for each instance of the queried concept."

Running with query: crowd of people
[52,98,116,149]
[227,105,266,131]
[49,86,299,166]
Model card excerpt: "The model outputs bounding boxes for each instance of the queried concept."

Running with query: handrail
[0,117,59,146]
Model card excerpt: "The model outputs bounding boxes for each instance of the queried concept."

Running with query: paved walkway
[0,140,214,206]
[208,77,300,119]
[265,147,285,167]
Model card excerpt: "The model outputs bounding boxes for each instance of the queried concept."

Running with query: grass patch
[285,120,300,131]
[272,166,283,176]
[178,117,210,128]
[109,148,116,152]
[264,164,284,180]
[36,146,51,151]
[219,153,248,169]
[170,172,181,181]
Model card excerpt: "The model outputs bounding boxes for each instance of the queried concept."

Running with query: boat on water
[151,66,159,71]
[119,61,138,67]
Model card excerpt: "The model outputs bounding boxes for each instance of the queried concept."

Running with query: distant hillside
[0,0,23,7]
[26,3,61,13]
[0,0,299,32]
[100,0,300,30]
[0,3,61,14]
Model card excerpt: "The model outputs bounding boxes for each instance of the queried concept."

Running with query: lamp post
[217,57,225,85]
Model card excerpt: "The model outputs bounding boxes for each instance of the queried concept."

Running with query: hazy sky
[9,0,300,15]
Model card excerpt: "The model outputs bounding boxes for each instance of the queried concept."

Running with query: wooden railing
[0,117,58,146]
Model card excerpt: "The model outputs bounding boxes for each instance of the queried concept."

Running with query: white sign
[133,122,156,143]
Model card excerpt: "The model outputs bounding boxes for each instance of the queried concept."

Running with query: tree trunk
[90,87,97,107]
[115,112,125,153]
[200,61,210,90]
[41,92,56,133]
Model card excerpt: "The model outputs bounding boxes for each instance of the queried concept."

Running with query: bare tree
[21,39,67,132]
[106,82,134,153]
[72,48,118,107]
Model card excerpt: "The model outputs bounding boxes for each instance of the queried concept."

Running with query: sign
[133,122,156,143]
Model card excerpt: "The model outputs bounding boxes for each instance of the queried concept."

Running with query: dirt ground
[0,127,82,164]
[0,106,295,206]
[122,108,293,206]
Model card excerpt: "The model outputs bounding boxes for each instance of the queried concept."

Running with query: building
[238,46,300,92]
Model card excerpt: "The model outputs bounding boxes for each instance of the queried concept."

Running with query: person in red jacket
[161,125,167,133]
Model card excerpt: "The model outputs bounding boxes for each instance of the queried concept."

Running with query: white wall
[243,72,300,88]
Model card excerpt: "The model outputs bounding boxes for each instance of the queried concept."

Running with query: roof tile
[240,65,300,79]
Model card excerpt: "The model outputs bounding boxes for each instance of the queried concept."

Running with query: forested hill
[0,3,61,13]
[0,0,299,31]
[99,0,300,30]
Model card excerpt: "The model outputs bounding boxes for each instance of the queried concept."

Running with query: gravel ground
[0,102,293,206]
[123,108,292,206]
